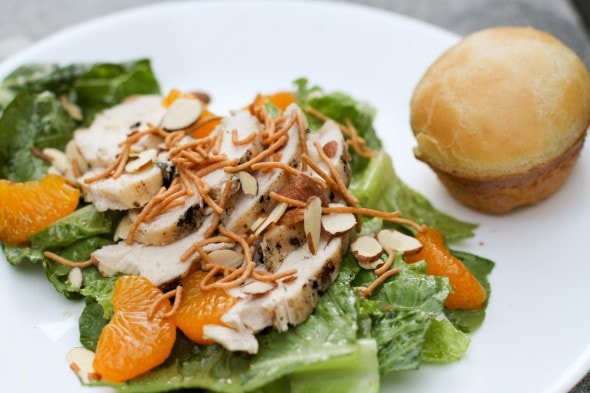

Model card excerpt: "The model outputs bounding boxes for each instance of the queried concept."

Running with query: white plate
[0,1,588,393]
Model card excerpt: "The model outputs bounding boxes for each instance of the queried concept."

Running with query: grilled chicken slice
[79,165,163,211]
[74,95,165,168]
[260,222,306,273]
[130,184,205,245]
[224,105,306,234]
[130,110,262,245]
[205,115,353,354]
[206,235,348,354]
[307,119,352,186]
[93,215,216,287]
[260,120,349,272]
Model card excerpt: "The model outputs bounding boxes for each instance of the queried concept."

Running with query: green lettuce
[29,204,121,250]
[0,91,76,181]
[79,298,109,352]
[421,318,471,363]
[350,150,477,242]
[0,63,90,111]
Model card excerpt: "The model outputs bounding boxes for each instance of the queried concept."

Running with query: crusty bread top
[410,26,590,177]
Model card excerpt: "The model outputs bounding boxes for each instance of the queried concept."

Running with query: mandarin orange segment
[0,174,80,245]
[406,227,486,310]
[93,276,176,382]
[174,270,237,345]
[251,91,296,112]
[191,107,222,139]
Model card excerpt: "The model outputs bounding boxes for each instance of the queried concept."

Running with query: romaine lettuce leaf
[2,243,45,266]
[354,259,453,373]
[0,63,90,111]
[0,91,76,181]
[421,318,471,363]
[29,204,121,250]
[79,298,109,352]
[350,150,477,242]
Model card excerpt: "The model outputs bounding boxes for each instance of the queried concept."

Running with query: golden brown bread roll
[410,26,590,214]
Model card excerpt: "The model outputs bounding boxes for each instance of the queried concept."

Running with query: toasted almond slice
[242,281,275,295]
[60,94,83,121]
[114,214,133,241]
[321,203,356,236]
[65,140,89,174]
[125,149,157,173]
[207,249,245,268]
[66,347,96,383]
[238,171,258,195]
[351,236,383,268]
[161,98,203,131]
[43,148,70,173]
[254,203,289,236]
[250,215,268,232]
[322,140,338,158]
[304,196,322,255]
[68,267,83,289]
[376,229,422,255]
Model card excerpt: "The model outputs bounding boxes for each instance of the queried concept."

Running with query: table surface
[1,0,589,392]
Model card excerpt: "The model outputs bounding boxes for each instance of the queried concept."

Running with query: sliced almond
[376,229,422,255]
[241,281,275,295]
[114,214,133,241]
[238,171,258,195]
[254,202,289,236]
[161,98,203,131]
[322,140,338,158]
[250,215,268,232]
[65,140,89,174]
[351,236,383,269]
[68,267,83,289]
[207,249,245,269]
[42,148,70,174]
[125,149,157,173]
[66,347,96,383]
[304,196,322,255]
[277,208,305,226]
[277,174,327,204]
[321,203,356,236]
[60,94,83,121]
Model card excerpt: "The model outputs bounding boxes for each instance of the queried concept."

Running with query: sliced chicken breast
[74,95,166,168]
[206,235,348,354]
[224,105,306,234]
[130,110,262,245]
[307,119,352,186]
[93,215,216,287]
[79,165,163,211]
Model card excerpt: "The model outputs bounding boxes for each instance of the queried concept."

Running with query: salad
[0,59,493,393]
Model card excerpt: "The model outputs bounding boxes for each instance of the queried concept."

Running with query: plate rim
[0,2,588,393]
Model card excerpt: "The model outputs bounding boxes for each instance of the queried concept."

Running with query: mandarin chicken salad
[0,59,494,393]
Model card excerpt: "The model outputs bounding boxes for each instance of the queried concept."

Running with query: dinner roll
[410,26,590,214]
